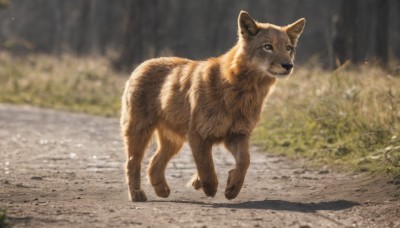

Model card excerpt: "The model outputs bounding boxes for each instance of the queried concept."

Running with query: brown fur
[121,11,305,202]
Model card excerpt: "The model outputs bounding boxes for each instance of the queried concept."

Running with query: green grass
[1,53,399,177]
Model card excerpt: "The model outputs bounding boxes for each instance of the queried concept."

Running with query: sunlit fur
[121,11,305,202]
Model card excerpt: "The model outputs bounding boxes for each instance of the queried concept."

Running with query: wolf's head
[237,11,305,78]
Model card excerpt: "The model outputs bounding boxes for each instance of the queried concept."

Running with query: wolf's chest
[195,99,262,139]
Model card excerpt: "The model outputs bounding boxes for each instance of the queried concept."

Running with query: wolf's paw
[153,182,171,198]
[202,181,218,197]
[130,189,147,202]
[224,171,244,200]
[224,184,240,200]
[192,177,202,190]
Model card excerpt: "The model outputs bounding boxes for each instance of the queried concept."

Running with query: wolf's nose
[281,63,293,71]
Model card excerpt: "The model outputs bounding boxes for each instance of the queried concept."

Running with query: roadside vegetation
[254,64,400,177]
[0,208,7,228]
[0,53,124,117]
[1,53,399,177]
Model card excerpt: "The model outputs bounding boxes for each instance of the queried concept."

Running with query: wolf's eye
[263,44,273,51]
[286,46,293,52]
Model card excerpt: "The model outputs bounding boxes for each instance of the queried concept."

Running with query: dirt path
[0,104,399,228]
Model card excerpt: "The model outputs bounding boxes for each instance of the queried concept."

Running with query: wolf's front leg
[188,131,218,197]
[224,134,250,200]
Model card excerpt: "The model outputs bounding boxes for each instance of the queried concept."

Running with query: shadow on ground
[152,199,360,212]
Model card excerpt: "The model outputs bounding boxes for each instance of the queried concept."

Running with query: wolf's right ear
[238,11,259,38]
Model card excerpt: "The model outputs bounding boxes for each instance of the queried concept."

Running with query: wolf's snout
[281,63,293,71]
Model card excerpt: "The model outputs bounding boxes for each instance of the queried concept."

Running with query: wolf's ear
[286,18,306,45]
[238,11,259,38]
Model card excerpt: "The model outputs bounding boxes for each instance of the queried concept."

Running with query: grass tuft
[0,208,7,228]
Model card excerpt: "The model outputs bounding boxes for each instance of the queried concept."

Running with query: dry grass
[253,65,400,177]
[1,53,399,177]
[0,53,126,116]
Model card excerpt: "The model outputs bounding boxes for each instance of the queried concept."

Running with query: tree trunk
[374,0,389,65]
[332,0,357,65]
[115,0,145,71]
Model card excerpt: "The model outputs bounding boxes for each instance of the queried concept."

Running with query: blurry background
[0,0,399,177]
[0,0,399,70]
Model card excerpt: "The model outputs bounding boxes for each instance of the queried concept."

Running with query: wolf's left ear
[285,18,306,45]
[238,11,259,38]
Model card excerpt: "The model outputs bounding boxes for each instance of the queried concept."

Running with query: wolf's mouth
[268,70,291,76]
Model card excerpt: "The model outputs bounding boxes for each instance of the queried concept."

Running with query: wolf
[121,11,305,202]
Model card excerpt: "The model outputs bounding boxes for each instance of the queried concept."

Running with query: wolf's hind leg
[148,127,184,198]
[123,123,155,202]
